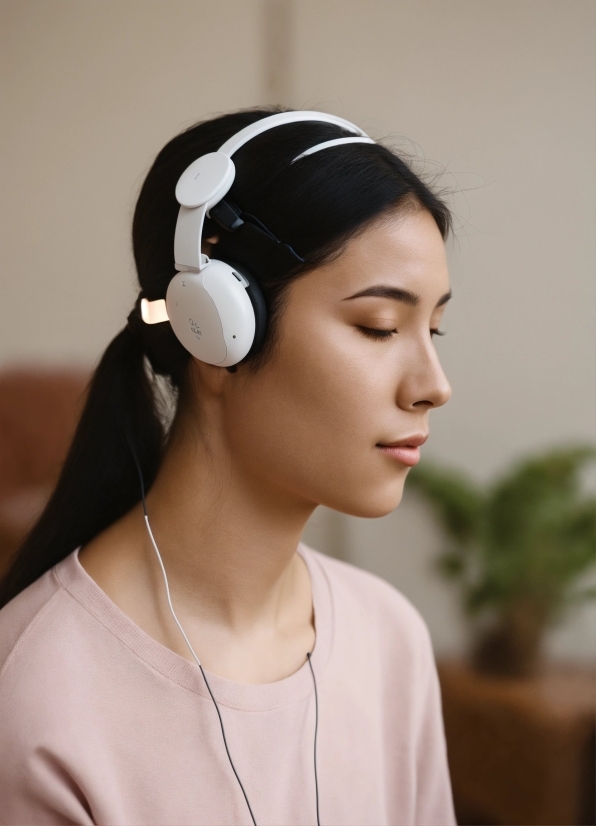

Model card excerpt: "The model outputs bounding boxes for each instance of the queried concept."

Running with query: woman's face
[218,206,452,518]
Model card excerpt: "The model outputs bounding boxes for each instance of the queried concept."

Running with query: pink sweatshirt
[0,544,456,826]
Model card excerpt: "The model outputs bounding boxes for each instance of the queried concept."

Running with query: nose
[398,336,452,411]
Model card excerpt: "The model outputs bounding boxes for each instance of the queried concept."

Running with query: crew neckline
[53,543,333,712]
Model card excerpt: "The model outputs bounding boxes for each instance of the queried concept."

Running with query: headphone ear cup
[220,260,267,358]
[165,261,257,366]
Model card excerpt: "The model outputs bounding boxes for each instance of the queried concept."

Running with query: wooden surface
[0,368,88,575]
[437,658,596,825]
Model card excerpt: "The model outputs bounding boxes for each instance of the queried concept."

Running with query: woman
[0,107,456,826]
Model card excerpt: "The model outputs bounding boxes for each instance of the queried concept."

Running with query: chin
[323,478,407,519]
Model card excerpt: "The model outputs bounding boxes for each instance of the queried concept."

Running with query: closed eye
[358,326,396,340]
[358,327,446,340]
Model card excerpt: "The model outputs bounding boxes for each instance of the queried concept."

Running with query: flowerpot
[470,599,551,677]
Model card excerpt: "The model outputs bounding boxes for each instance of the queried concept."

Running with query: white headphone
[141,111,374,367]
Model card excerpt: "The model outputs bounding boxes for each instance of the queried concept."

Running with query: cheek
[222,316,406,513]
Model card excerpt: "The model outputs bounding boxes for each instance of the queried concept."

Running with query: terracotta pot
[470,599,552,677]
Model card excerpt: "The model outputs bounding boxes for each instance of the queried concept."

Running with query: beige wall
[2,1,595,659]
[1,1,265,365]
[293,0,596,660]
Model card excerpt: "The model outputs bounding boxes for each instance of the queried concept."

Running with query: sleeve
[0,749,96,826]
[413,622,457,826]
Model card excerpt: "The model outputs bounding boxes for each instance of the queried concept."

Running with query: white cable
[142,509,317,826]
[143,513,203,668]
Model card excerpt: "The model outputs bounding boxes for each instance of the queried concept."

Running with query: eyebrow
[344,285,452,309]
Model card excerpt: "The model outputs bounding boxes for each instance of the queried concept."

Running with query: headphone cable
[128,442,320,826]
[127,445,257,824]
[307,652,321,826]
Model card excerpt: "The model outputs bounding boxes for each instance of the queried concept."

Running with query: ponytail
[0,323,166,608]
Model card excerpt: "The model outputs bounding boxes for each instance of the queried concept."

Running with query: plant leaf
[407,460,486,545]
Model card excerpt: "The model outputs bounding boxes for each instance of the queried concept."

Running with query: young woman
[0,108,456,826]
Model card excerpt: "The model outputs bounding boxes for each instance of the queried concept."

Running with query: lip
[378,433,428,448]
[376,434,428,467]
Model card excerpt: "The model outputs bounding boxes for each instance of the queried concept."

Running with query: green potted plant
[407,444,596,676]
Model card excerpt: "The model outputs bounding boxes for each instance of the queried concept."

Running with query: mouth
[376,434,428,467]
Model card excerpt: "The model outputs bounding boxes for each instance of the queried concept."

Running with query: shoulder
[0,558,102,822]
[0,562,69,758]
[0,563,64,679]
[0,553,101,735]
[299,542,433,656]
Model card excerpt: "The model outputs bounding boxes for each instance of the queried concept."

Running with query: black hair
[0,106,451,608]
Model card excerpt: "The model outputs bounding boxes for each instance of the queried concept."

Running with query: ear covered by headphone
[165,260,266,367]
[141,111,374,367]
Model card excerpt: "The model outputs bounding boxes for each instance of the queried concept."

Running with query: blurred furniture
[438,658,596,826]
[0,368,88,576]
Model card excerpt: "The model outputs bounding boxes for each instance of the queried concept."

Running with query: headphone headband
[217,110,368,157]
[291,136,375,163]
[173,111,372,274]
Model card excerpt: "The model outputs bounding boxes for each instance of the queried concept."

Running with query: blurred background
[1,2,595,824]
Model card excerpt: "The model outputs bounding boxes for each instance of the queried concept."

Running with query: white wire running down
[142,509,318,826]
[143,514,203,668]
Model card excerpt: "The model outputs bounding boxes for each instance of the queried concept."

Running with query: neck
[136,414,316,630]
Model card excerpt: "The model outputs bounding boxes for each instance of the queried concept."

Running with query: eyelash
[358,327,446,340]
[358,327,396,340]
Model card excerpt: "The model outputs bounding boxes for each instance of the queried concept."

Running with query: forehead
[297,207,450,306]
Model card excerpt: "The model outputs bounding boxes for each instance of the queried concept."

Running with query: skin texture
[79,206,452,684]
